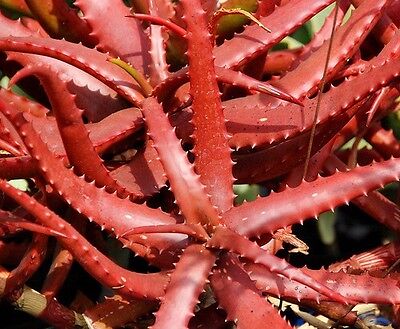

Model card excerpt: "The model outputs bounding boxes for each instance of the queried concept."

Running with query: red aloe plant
[0,0,400,328]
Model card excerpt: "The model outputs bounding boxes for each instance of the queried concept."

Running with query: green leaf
[317,211,336,245]
[9,179,29,192]
[234,184,260,204]
[217,0,258,38]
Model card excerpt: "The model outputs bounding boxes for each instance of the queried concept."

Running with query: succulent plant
[0,0,400,328]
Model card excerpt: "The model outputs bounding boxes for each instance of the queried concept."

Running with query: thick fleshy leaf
[147,0,173,84]
[0,156,36,179]
[324,155,400,233]
[0,209,66,237]
[225,8,399,150]
[211,255,292,329]
[214,0,335,69]
[181,0,234,213]
[207,227,352,304]
[74,0,151,74]
[225,156,400,237]
[3,233,47,296]
[329,241,400,273]
[41,247,73,298]
[277,0,390,99]
[10,64,131,198]
[0,14,129,121]
[0,179,169,299]
[154,66,302,105]
[290,0,350,69]
[152,245,216,329]
[109,140,168,199]
[230,56,400,182]
[0,98,185,256]
[0,36,144,105]
[247,263,400,304]
[142,97,220,229]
